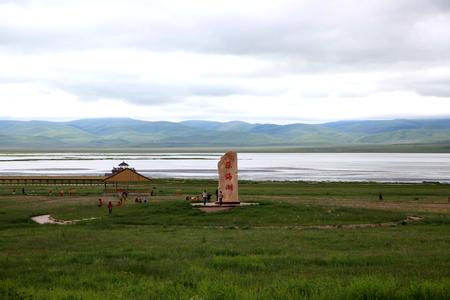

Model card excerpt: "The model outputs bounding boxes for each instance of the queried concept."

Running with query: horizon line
[0,116,450,126]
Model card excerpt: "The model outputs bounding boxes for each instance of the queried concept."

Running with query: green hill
[0,118,449,150]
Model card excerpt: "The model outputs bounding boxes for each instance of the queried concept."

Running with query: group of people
[97,191,150,215]
[97,198,114,214]
[134,196,149,203]
[202,189,224,206]
[11,188,25,195]
[12,187,75,196]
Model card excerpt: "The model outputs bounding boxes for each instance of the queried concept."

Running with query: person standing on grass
[108,201,113,215]
[202,190,208,206]
[379,193,383,201]
[219,190,224,206]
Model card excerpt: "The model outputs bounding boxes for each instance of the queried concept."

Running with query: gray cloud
[1,0,450,109]
[408,80,450,98]
[57,75,260,105]
[2,0,449,67]
[381,71,450,98]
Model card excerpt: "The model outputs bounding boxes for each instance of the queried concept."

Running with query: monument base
[191,202,240,207]
[192,202,258,213]
[215,201,240,205]
[191,202,258,208]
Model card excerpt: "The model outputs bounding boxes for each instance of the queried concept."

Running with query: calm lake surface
[0,153,449,183]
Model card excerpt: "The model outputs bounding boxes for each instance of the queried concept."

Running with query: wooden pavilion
[0,175,104,185]
[103,162,152,195]
[0,162,152,195]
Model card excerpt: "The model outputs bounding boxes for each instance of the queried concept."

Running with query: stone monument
[217,151,239,204]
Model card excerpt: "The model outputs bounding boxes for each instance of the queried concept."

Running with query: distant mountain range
[0,118,450,150]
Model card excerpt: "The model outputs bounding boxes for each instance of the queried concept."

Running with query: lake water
[0,152,449,183]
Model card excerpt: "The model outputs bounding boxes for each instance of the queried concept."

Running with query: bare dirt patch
[31,214,97,225]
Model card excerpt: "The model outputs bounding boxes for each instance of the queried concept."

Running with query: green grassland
[1,180,450,299]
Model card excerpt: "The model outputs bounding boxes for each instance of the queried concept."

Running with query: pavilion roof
[103,168,151,183]
[118,161,129,167]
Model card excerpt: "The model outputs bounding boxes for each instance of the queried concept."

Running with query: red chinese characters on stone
[218,151,239,203]
[225,184,234,191]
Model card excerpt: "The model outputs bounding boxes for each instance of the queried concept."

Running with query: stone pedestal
[217,151,239,204]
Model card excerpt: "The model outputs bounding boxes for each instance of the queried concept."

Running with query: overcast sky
[1,0,450,124]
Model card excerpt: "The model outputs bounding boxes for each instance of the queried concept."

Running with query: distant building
[118,161,129,168]
[104,167,151,184]
[109,161,135,175]
[103,162,152,194]
[0,161,151,191]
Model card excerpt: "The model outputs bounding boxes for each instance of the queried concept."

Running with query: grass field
[1,180,450,299]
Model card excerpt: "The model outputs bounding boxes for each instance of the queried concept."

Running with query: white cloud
[0,0,449,123]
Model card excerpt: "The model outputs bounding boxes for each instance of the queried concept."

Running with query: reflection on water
[0,153,449,183]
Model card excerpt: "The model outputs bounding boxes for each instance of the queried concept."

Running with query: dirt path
[198,216,424,230]
[31,214,97,225]
[252,196,450,213]
[31,213,422,230]
[315,199,450,214]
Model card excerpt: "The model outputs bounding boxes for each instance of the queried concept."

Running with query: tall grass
[1,180,449,298]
